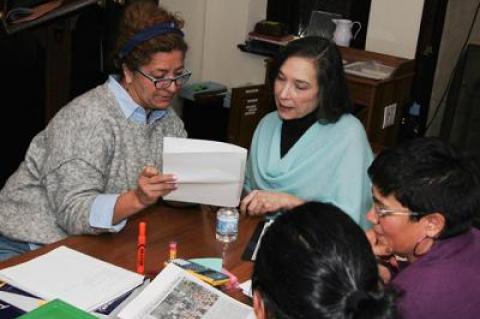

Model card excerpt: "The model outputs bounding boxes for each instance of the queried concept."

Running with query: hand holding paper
[162,137,247,207]
[135,166,177,207]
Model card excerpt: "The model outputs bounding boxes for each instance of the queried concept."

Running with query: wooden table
[0,203,260,301]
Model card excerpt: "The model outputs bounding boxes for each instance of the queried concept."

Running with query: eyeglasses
[136,68,191,89]
[373,205,420,218]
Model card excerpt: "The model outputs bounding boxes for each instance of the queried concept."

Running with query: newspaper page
[118,263,253,319]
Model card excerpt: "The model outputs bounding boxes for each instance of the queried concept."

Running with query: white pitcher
[332,19,361,47]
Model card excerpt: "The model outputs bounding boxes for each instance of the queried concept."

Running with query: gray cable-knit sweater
[0,82,186,244]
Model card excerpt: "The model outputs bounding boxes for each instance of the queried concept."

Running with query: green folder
[19,299,96,319]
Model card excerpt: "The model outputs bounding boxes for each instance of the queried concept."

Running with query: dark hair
[368,137,480,238]
[252,202,397,319]
[113,0,188,72]
[269,36,352,123]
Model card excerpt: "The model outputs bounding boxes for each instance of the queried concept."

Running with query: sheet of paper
[239,280,252,298]
[163,137,247,207]
[251,219,274,261]
[0,246,144,311]
[0,291,43,312]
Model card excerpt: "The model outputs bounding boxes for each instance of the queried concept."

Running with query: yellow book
[169,259,230,286]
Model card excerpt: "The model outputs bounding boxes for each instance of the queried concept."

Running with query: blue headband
[118,22,184,59]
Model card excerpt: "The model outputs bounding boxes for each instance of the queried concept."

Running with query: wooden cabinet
[0,0,108,185]
[339,46,415,152]
[227,84,271,149]
[1,0,100,122]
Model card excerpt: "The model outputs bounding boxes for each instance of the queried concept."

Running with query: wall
[365,0,425,59]
[162,0,267,88]
[160,0,207,84]
[163,0,430,84]
[426,0,480,136]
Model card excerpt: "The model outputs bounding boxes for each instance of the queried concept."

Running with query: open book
[118,263,254,319]
[0,246,144,311]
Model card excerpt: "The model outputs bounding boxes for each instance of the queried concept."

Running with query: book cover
[170,259,230,286]
[0,298,26,318]
[19,299,96,319]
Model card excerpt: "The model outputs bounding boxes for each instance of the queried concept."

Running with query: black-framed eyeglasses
[373,205,421,218]
[136,68,191,89]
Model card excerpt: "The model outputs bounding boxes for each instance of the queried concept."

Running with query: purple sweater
[392,228,480,319]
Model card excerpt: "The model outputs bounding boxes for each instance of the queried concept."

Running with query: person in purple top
[365,137,480,319]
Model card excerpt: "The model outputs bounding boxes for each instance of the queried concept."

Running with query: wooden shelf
[1,0,100,122]
[1,0,98,36]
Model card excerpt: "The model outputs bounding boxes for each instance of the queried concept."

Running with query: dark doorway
[440,44,480,161]
[398,0,448,141]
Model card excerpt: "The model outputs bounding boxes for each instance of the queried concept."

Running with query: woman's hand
[112,166,177,224]
[365,229,397,283]
[240,190,304,216]
[134,166,177,207]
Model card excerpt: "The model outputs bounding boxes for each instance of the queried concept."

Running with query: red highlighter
[137,222,147,275]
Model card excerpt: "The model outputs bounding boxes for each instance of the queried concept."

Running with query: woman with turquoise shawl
[240,37,373,226]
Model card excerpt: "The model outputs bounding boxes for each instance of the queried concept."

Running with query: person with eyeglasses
[365,137,480,319]
[0,0,190,261]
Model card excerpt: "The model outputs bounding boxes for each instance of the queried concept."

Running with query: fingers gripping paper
[162,137,247,207]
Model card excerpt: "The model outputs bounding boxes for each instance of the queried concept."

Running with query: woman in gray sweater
[0,0,190,261]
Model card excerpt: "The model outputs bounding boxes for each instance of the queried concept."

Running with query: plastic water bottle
[216,207,239,243]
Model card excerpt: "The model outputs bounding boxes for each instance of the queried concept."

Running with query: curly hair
[113,0,188,72]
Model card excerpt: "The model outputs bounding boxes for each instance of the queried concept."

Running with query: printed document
[0,246,144,311]
[163,137,247,207]
[118,263,253,319]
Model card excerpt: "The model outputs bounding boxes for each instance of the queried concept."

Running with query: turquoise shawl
[245,112,373,226]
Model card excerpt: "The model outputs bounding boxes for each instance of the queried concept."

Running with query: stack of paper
[0,246,144,311]
[163,137,247,207]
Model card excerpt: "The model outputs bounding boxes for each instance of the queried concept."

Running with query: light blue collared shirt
[107,75,167,124]
[89,76,167,232]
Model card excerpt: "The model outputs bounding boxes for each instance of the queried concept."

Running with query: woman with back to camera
[0,0,190,261]
[252,201,397,319]
[240,36,372,226]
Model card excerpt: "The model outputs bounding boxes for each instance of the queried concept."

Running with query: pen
[137,222,147,275]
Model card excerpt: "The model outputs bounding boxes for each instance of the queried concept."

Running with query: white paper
[0,246,144,311]
[239,280,252,298]
[118,263,253,319]
[0,291,42,312]
[163,137,247,207]
[251,219,274,261]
